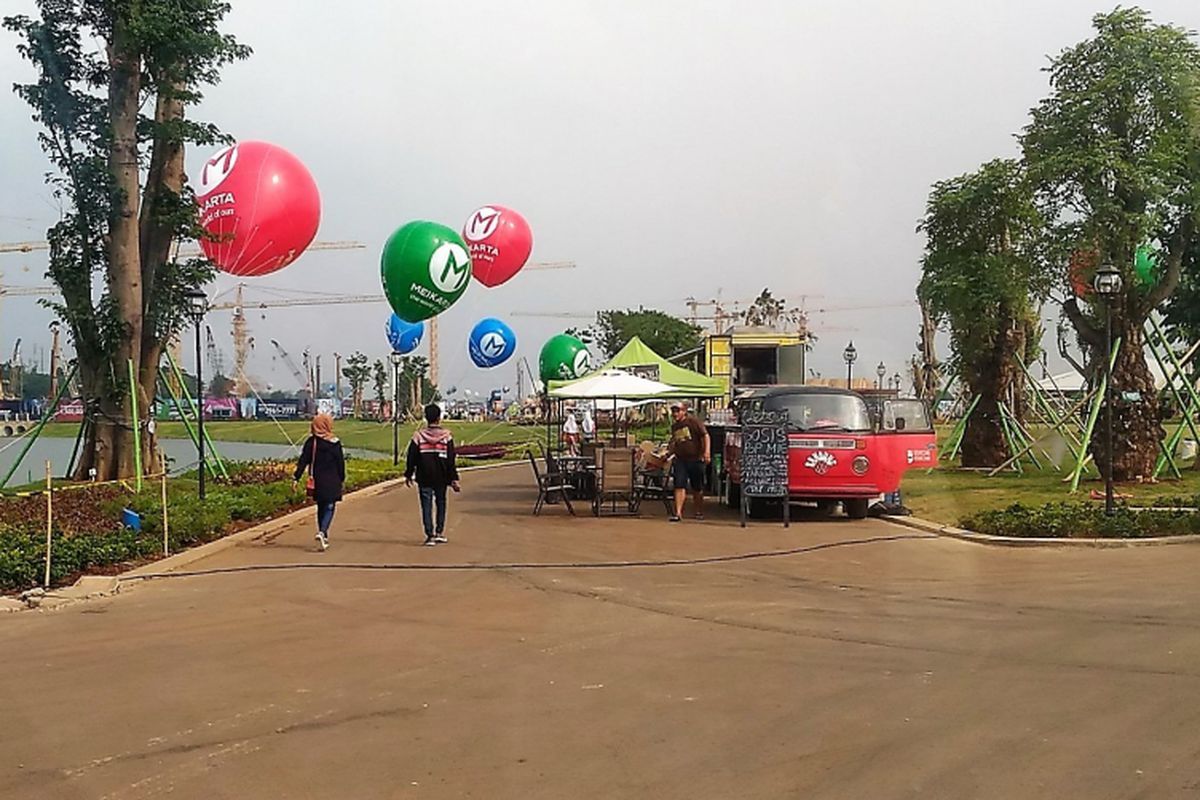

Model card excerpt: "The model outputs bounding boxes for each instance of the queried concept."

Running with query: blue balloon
[386,314,424,355]
[469,317,517,369]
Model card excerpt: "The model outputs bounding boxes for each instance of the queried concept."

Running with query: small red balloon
[195,141,321,277]
[462,205,533,288]
[1069,248,1098,298]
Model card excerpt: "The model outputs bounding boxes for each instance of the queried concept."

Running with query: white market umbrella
[549,369,679,399]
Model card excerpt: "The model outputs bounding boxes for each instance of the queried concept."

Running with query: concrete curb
[884,513,1200,548]
[2,461,524,614]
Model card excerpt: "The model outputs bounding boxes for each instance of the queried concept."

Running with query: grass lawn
[902,424,1200,525]
[38,419,551,456]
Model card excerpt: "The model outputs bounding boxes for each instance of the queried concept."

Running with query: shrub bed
[0,458,409,593]
[962,502,1200,539]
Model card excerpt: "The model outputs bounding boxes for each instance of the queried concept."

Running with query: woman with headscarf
[293,413,346,551]
[581,408,596,442]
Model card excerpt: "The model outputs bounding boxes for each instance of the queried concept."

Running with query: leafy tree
[207,373,234,397]
[371,359,388,418]
[741,288,807,330]
[341,351,370,418]
[5,1,248,480]
[918,159,1048,467]
[591,308,701,359]
[1021,8,1200,480]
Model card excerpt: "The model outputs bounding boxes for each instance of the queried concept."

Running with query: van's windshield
[742,393,873,432]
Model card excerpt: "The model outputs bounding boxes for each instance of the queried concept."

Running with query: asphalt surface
[4,464,1200,799]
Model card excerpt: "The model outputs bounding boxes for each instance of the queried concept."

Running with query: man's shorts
[671,458,706,492]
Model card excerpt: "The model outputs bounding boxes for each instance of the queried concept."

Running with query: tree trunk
[1094,320,1161,482]
[961,319,1026,468]
[106,18,143,480]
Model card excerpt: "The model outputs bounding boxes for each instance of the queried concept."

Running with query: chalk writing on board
[741,409,789,497]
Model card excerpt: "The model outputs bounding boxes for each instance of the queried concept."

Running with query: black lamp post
[843,341,857,389]
[183,288,208,500]
[876,361,886,390]
[390,351,403,466]
[1093,261,1123,516]
[893,372,902,395]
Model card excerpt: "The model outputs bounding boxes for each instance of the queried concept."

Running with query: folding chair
[527,449,575,516]
[593,447,637,516]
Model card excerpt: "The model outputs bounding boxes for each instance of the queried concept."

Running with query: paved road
[4,465,1200,799]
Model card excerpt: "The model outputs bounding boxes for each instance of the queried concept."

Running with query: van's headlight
[852,456,869,475]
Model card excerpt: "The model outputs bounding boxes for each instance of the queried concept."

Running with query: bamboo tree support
[989,387,1097,477]
[128,359,143,492]
[160,450,170,557]
[157,368,205,468]
[941,395,980,464]
[43,460,52,589]
[1069,337,1121,493]
[163,349,229,479]
[1001,401,1051,470]
[0,363,78,490]
[1147,318,1200,476]
[65,411,88,480]
[1015,356,1087,454]
[995,401,1025,474]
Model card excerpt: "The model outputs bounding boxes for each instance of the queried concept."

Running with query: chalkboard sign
[740,409,789,496]
[739,409,790,527]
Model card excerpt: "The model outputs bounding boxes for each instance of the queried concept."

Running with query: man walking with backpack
[406,403,461,545]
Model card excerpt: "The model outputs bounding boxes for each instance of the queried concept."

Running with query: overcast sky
[2,1,1198,396]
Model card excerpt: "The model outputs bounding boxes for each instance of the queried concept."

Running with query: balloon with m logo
[194,141,321,277]
[462,205,533,288]
[380,221,473,323]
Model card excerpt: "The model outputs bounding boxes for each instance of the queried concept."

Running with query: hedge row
[0,459,408,592]
[961,502,1200,539]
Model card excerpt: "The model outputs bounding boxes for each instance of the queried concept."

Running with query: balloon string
[232,232,275,277]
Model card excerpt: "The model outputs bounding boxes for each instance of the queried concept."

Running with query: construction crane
[204,325,225,378]
[270,339,313,399]
[0,239,366,256]
[6,338,21,400]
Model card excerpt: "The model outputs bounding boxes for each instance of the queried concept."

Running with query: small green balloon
[381,221,473,323]
[540,334,591,383]
[1133,245,1159,287]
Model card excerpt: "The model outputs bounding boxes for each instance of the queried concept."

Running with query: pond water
[0,437,388,484]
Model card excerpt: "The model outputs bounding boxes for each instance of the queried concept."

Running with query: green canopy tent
[548,336,725,398]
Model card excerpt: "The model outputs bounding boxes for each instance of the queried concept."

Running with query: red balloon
[195,141,320,277]
[462,205,533,288]
[1069,248,1098,298]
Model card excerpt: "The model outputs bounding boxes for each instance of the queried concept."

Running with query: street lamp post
[893,372,902,395]
[876,361,886,390]
[843,341,857,390]
[183,288,209,500]
[1093,262,1123,516]
[390,351,403,466]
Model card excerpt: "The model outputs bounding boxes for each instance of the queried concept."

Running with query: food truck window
[733,347,777,386]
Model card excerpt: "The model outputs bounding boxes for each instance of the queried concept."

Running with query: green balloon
[539,334,591,383]
[381,221,473,323]
[1133,245,1159,287]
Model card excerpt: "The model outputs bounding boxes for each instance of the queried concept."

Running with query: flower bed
[961,502,1200,539]
[0,458,408,593]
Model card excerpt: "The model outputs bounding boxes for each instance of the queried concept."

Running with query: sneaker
[434,535,448,544]
[423,537,437,546]
[316,532,328,551]
[694,514,705,521]
[668,515,681,523]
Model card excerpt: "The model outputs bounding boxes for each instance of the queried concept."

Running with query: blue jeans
[316,500,337,536]
[419,485,448,537]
